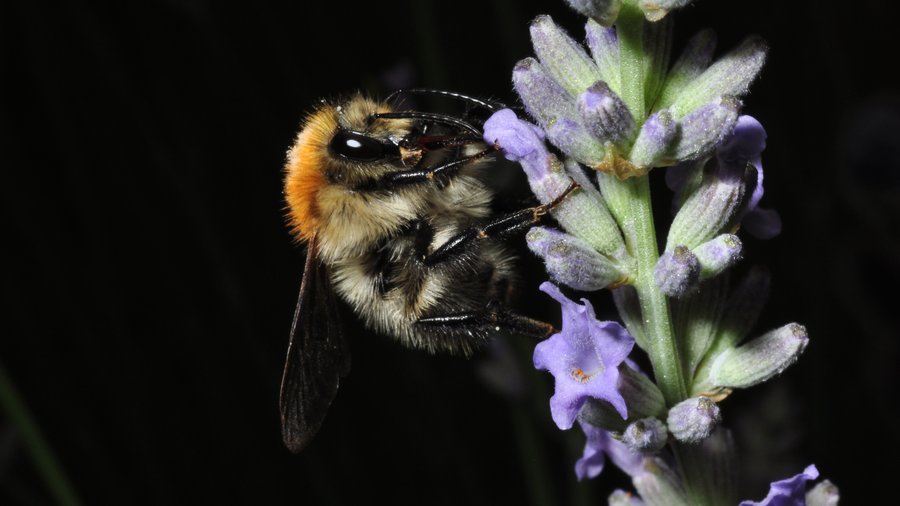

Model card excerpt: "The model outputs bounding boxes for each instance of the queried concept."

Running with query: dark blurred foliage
[1,0,899,504]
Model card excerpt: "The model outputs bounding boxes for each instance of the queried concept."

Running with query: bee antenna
[368,111,483,136]
[386,89,507,112]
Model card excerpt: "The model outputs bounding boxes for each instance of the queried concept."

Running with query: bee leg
[416,301,556,340]
[379,147,495,186]
[423,181,580,268]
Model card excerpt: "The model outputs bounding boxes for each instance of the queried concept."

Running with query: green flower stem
[0,362,82,506]
[615,5,647,120]
[628,176,688,404]
[615,3,686,405]
[616,8,716,504]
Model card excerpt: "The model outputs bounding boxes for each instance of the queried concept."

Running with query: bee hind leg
[416,301,555,340]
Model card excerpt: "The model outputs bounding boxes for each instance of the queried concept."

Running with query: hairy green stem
[0,362,82,506]
[628,176,688,404]
[615,3,687,405]
[616,5,647,120]
[615,8,715,504]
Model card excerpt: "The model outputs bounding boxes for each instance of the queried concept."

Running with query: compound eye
[329,130,385,162]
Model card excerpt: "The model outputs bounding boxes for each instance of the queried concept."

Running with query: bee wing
[279,234,350,453]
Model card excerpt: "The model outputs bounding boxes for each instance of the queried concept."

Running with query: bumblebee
[279,90,575,452]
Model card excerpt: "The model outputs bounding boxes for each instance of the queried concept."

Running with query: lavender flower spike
[740,465,820,506]
[534,282,635,429]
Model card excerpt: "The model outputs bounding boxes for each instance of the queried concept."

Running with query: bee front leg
[378,147,495,187]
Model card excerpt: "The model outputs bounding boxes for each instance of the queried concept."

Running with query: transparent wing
[279,234,350,452]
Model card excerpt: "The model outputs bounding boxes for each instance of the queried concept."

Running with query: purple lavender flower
[534,282,635,429]
[482,108,550,180]
[576,420,643,480]
[666,115,782,239]
[740,465,819,506]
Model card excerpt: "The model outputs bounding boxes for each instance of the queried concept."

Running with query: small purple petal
[483,109,547,162]
[575,420,608,480]
[483,108,553,184]
[550,389,589,429]
[740,465,819,506]
[604,435,645,478]
[668,115,780,240]
[719,115,766,169]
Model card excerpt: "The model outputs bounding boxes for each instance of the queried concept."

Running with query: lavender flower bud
[667,159,753,250]
[608,490,646,506]
[806,480,840,506]
[564,0,622,27]
[546,119,606,167]
[550,159,627,259]
[638,0,694,22]
[672,96,740,162]
[657,29,717,110]
[584,20,620,92]
[667,396,721,444]
[654,246,700,298]
[633,458,691,506]
[622,417,668,455]
[578,82,635,146]
[530,15,603,98]
[526,226,626,291]
[694,234,742,280]
[669,36,768,119]
[513,57,578,128]
[482,108,574,204]
[709,323,809,389]
[629,109,677,168]
[580,365,666,432]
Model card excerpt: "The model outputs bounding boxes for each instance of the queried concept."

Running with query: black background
[2,0,899,504]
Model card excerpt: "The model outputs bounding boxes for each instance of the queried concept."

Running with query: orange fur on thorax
[284,106,337,241]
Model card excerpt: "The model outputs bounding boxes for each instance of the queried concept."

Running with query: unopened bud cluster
[513,14,766,179]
